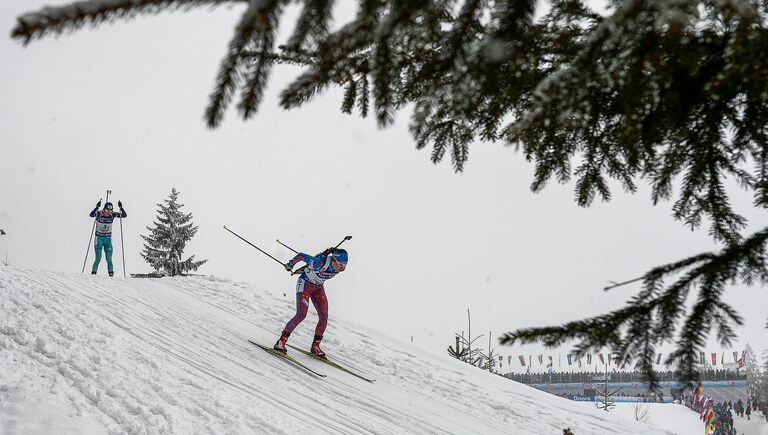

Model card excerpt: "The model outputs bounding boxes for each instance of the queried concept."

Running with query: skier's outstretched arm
[89,200,101,217]
[286,253,322,270]
[116,201,127,218]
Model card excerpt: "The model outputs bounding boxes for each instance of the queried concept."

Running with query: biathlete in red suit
[274,248,348,357]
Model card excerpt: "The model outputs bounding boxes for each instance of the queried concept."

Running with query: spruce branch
[237,0,284,120]
[277,0,382,109]
[429,121,452,164]
[372,40,395,127]
[11,0,242,44]
[488,0,537,44]
[205,3,264,128]
[371,0,429,127]
[409,100,433,150]
[279,18,374,109]
[356,74,370,117]
[440,0,482,71]
[341,75,357,114]
[284,0,334,50]
[500,225,768,387]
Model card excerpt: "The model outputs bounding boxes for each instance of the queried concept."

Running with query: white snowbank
[611,403,701,435]
[0,266,682,434]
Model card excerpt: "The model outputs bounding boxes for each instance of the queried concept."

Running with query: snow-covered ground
[733,412,768,435]
[0,266,704,434]
[611,403,701,435]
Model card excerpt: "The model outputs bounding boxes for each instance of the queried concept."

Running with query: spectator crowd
[685,383,767,434]
[506,369,746,385]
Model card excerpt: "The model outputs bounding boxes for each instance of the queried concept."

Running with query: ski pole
[223,225,285,267]
[81,219,97,273]
[276,239,299,254]
[120,205,126,277]
[332,235,353,250]
[277,235,352,255]
[81,197,102,273]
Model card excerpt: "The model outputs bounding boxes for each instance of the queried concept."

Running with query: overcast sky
[1,0,766,368]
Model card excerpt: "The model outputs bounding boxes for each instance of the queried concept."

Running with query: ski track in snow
[0,266,677,434]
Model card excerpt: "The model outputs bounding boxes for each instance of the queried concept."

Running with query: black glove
[96,200,101,208]
[284,263,293,272]
[321,247,335,256]
[118,201,123,208]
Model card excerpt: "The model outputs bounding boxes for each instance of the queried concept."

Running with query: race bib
[96,222,112,234]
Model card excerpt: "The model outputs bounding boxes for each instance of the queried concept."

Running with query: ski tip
[223,224,228,229]
[345,235,352,240]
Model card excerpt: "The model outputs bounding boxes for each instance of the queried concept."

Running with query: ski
[248,340,326,378]
[287,344,376,383]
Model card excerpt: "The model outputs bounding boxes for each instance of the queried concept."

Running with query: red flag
[587,354,592,365]
[693,383,703,403]
[598,353,605,364]
[711,353,717,365]
[738,350,747,368]
[519,355,526,366]
[538,355,543,365]
[656,353,662,365]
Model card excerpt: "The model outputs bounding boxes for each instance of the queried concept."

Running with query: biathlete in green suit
[89,200,127,276]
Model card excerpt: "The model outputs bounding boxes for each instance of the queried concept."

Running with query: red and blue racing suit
[281,252,343,338]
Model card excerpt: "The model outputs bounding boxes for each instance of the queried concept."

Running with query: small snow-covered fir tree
[744,344,762,399]
[481,333,499,374]
[141,188,207,277]
[447,335,469,361]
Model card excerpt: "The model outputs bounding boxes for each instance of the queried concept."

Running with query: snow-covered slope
[1,266,676,434]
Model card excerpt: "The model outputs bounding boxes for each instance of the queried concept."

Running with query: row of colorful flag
[692,384,717,432]
[491,350,747,368]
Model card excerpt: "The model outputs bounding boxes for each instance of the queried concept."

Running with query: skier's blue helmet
[332,249,348,264]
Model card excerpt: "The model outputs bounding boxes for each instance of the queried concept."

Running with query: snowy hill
[1,267,682,434]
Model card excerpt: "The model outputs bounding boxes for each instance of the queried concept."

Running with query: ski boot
[310,335,326,358]
[108,271,114,277]
[273,331,289,353]
[91,271,97,275]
